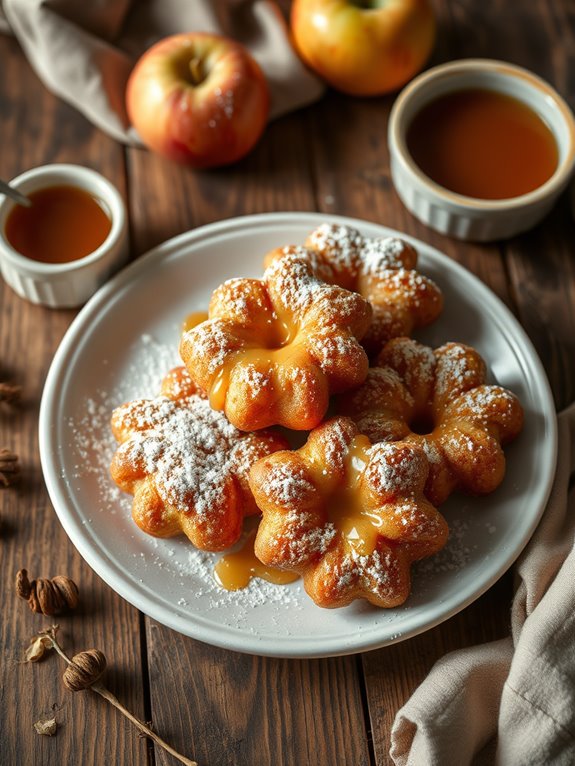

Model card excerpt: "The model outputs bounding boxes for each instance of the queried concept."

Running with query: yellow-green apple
[290,0,436,96]
[126,33,270,167]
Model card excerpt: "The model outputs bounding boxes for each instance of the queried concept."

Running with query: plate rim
[39,211,558,658]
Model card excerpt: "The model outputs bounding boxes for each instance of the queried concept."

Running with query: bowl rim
[388,58,575,212]
[0,163,126,275]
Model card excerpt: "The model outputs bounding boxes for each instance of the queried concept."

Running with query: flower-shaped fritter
[338,338,524,506]
[180,253,372,431]
[110,366,288,551]
[264,222,443,353]
[249,417,448,608]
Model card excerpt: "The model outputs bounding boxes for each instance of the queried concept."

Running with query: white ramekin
[0,164,128,308]
[388,59,575,241]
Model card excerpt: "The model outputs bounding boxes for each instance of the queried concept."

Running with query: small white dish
[39,213,556,658]
[0,164,128,308]
[388,59,575,241]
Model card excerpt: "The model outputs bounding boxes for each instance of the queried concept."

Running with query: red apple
[290,0,436,96]
[126,33,270,168]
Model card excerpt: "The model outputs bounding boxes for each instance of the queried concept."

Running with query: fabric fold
[391,403,575,765]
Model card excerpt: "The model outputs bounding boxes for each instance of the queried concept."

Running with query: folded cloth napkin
[391,402,575,766]
[1,0,323,143]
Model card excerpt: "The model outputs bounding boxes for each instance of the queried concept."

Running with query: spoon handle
[0,178,31,207]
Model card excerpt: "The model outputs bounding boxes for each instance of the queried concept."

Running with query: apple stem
[189,57,204,86]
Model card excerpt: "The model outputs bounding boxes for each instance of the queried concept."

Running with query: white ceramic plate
[39,213,557,658]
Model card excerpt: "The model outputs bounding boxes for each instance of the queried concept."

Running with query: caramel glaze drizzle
[182,311,209,334]
[308,435,385,557]
[206,309,305,412]
[215,531,299,591]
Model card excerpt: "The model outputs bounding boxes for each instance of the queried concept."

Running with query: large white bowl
[388,59,575,241]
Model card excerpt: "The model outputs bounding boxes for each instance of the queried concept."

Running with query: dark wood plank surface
[1,1,574,765]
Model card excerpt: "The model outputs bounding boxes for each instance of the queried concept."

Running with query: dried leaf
[25,634,53,663]
[34,717,57,736]
[0,449,20,487]
[52,575,79,610]
[15,570,79,614]
[0,382,21,404]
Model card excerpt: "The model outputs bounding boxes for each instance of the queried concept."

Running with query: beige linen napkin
[1,0,323,143]
[391,402,575,765]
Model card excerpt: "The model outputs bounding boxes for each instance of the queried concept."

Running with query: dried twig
[27,627,198,766]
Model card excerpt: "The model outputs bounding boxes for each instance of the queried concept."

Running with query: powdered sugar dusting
[264,252,324,317]
[132,525,306,618]
[70,334,179,511]
[263,250,360,324]
[434,342,483,402]
[113,393,241,516]
[347,338,522,505]
[273,511,337,566]
[415,517,475,575]
[382,268,430,305]
[69,333,305,615]
[234,362,271,393]
[365,443,426,498]
[314,417,354,475]
[183,318,240,375]
[306,223,421,283]
[264,461,316,506]
[361,237,407,277]
[381,338,435,391]
[306,222,363,275]
[350,366,413,410]
[307,331,357,376]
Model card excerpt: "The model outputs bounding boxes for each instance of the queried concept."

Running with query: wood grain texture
[506,200,575,410]
[0,36,148,766]
[146,622,370,766]
[127,111,317,255]
[362,577,513,766]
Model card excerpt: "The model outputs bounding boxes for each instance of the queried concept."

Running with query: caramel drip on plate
[214,531,299,591]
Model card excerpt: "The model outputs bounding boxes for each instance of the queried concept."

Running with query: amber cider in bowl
[406,88,558,200]
[388,59,575,241]
[0,164,128,307]
[5,185,112,265]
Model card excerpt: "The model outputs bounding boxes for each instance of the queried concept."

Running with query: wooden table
[2,2,574,764]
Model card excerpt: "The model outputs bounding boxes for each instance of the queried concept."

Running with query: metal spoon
[0,178,31,207]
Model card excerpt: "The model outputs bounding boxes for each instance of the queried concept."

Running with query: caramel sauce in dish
[5,185,112,263]
[406,88,558,200]
[215,530,299,591]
